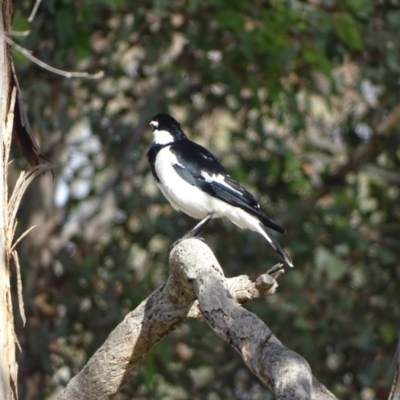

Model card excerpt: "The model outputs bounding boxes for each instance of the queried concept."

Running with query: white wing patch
[152,129,175,145]
[200,171,243,196]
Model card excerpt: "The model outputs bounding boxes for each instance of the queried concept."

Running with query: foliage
[10,0,400,399]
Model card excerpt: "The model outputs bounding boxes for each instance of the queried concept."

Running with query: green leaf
[142,353,156,390]
[302,42,332,74]
[284,150,300,175]
[333,12,363,50]
[56,9,75,46]
[12,13,30,32]
[214,10,244,33]
[345,0,373,19]
[379,323,396,344]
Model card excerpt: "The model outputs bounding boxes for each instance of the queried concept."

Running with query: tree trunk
[0,1,18,399]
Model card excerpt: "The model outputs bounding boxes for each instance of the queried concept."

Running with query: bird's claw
[171,212,214,248]
[172,235,205,248]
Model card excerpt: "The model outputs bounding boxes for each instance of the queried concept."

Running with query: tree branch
[58,239,335,400]
[186,263,284,318]
[170,239,336,400]
[2,35,103,80]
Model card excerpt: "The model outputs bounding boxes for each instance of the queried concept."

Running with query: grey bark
[170,239,336,400]
[58,238,336,400]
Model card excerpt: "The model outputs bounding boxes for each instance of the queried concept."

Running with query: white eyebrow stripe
[200,171,243,195]
[150,120,159,128]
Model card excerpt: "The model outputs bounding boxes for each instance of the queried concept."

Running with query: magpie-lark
[147,113,293,268]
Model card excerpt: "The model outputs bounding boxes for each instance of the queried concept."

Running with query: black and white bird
[147,113,293,268]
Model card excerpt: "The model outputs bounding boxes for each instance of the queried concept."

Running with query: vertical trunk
[0,1,18,399]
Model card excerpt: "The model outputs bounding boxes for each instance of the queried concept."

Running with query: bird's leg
[172,212,215,247]
[187,212,215,238]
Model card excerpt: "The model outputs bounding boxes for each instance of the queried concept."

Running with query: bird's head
[149,113,187,145]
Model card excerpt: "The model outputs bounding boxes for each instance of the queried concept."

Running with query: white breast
[154,147,212,219]
[154,147,264,238]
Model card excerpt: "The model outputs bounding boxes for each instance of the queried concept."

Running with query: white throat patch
[152,129,175,145]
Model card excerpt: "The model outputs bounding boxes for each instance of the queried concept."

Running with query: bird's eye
[149,120,159,131]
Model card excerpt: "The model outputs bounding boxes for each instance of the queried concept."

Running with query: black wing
[169,140,286,234]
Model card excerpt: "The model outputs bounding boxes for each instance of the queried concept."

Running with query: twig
[9,31,30,37]
[10,224,36,252]
[187,264,285,318]
[7,164,55,250]
[11,251,26,327]
[28,0,42,22]
[3,35,104,80]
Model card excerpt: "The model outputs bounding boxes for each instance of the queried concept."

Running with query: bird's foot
[172,212,214,248]
[172,235,205,248]
[187,212,214,237]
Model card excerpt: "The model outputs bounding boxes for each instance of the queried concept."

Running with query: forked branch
[58,238,336,400]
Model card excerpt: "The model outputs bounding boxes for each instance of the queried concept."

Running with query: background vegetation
[10,1,400,399]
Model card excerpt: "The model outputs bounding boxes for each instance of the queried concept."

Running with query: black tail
[268,233,293,268]
[257,212,286,234]
[257,222,293,267]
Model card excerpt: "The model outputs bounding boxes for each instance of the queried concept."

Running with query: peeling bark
[0,1,18,399]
